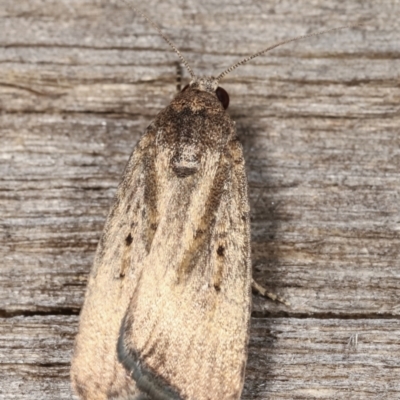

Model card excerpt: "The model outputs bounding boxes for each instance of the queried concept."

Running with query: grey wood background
[1,0,399,398]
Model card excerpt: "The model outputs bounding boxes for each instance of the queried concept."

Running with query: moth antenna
[216,25,361,82]
[129,4,195,78]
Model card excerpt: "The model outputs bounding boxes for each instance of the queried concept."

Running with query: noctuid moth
[70,6,353,400]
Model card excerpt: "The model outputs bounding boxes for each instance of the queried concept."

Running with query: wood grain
[0,0,399,398]
[1,316,399,399]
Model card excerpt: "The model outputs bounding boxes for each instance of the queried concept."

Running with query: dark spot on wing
[217,245,225,257]
[125,233,133,246]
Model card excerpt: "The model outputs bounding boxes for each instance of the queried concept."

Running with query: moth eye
[181,84,189,92]
[216,86,229,110]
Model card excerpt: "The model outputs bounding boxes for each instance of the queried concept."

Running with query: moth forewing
[118,85,252,400]
[71,127,160,400]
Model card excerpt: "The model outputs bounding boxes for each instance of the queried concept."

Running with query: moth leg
[252,279,290,306]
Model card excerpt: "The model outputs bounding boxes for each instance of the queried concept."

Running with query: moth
[70,7,351,400]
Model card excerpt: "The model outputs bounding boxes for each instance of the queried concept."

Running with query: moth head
[182,77,230,110]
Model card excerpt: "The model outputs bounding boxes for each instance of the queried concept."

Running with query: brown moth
[70,7,353,400]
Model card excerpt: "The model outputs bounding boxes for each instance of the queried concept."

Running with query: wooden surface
[1,0,399,398]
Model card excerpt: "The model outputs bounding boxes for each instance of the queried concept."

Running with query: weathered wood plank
[0,0,399,398]
[1,316,399,399]
[0,316,74,400]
